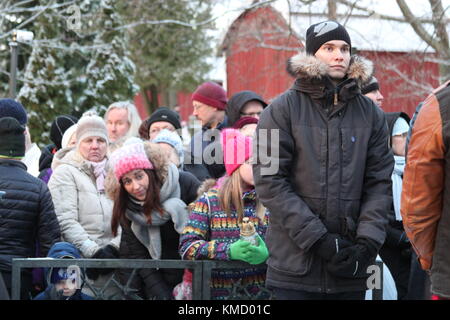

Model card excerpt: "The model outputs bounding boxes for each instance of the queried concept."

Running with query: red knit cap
[232,116,259,130]
[191,82,227,110]
[221,128,252,176]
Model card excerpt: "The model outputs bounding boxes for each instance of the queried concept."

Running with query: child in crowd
[34,242,93,300]
[179,129,270,300]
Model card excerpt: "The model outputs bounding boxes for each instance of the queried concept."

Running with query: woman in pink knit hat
[106,137,189,300]
[179,129,271,300]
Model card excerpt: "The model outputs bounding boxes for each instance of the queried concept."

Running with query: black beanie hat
[0,98,27,125]
[50,115,78,149]
[147,107,181,130]
[0,117,25,159]
[306,20,351,55]
[361,76,380,95]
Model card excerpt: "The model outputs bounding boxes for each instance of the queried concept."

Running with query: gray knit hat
[76,114,108,147]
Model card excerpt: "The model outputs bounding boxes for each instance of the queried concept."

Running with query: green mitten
[246,234,269,265]
[229,239,251,261]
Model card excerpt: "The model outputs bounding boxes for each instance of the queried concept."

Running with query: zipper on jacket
[334,88,338,105]
[324,123,329,294]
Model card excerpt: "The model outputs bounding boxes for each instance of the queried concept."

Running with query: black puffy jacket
[254,53,393,293]
[0,159,61,272]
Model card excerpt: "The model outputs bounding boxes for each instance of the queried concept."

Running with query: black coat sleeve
[356,106,393,248]
[179,171,201,205]
[37,182,61,256]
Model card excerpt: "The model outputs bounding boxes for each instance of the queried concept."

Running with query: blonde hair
[105,101,142,139]
[218,168,266,223]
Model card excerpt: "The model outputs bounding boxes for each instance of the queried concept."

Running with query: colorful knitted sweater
[179,187,270,300]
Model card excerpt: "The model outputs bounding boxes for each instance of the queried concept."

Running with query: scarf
[88,158,107,192]
[392,155,405,221]
[125,163,188,259]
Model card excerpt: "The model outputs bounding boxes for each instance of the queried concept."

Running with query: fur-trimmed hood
[51,147,96,177]
[104,141,169,201]
[196,178,218,198]
[287,51,373,86]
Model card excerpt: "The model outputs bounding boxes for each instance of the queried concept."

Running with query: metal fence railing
[11,258,384,300]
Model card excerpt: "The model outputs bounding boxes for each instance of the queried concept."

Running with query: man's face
[149,121,176,140]
[240,101,264,120]
[192,100,218,127]
[392,133,407,157]
[365,90,384,108]
[314,40,351,80]
[106,108,130,142]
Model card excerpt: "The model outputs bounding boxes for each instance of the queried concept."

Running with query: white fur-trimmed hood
[287,51,373,85]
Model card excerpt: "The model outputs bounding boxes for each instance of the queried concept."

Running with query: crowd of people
[0,20,449,301]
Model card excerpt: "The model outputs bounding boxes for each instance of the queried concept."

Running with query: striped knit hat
[109,137,153,181]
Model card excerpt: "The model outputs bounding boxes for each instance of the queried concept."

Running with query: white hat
[61,123,77,149]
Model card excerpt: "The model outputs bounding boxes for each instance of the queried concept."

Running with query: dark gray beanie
[361,77,380,95]
[306,20,351,55]
[0,117,25,158]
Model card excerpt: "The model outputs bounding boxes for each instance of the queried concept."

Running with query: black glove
[310,233,353,261]
[92,245,119,259]
[87,245,119,280]
[327,238,378,278]
[385,226,410,249]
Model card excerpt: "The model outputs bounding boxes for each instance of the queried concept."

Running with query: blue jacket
[0,159,60,272]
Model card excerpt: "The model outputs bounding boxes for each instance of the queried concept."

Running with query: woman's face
[78,136,107,162]
[121,169,149,201]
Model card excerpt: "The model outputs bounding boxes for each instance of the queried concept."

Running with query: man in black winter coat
[253,21,393,300]
[0,116,61,299]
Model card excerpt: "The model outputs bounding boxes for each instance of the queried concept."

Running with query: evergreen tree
[16,0,137,146]
[119,0,214,113]
[16,3,71,145]
[80,0,137,115]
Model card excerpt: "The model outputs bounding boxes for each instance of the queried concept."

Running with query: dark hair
[111,169,164,236]
[138,118,151,140]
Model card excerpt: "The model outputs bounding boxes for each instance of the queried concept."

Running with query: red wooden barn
[134,4,441,121]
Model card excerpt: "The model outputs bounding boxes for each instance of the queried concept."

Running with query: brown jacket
[401,81,450,296]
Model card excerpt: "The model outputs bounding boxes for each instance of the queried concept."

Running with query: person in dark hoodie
[38,115,78,184]
[253,20,393,300]
[226,90,267,128]
[34,242,93,300]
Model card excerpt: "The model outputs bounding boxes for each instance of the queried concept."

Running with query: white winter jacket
[48,148,121,257]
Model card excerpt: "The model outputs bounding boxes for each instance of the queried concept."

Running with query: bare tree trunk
[429,0,450,82]
[141,86,151,115]
[149,84,159,114]
[396,0,450,82]
[328,0,337,20]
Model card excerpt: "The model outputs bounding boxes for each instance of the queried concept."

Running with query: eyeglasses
[240,111,262,117]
